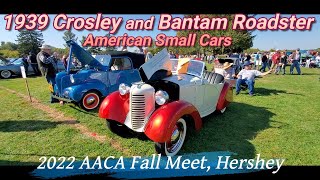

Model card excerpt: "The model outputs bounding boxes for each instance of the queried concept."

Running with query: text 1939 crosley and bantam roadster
[99,48,233,156]
[51,40,145,111]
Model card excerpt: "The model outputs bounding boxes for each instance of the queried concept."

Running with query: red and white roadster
[99,49,233,156]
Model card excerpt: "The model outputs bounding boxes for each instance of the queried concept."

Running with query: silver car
[0,58,66,79]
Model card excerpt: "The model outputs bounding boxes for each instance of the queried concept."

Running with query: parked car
[0,58,65,79]
[52,40,145,111]
[99,49,233,156]
[0,56,12,66]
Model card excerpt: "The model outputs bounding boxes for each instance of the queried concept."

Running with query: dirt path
[0,86,131,156]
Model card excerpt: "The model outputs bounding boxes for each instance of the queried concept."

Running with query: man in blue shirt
[236,61,271,96]
[290,48,301,75]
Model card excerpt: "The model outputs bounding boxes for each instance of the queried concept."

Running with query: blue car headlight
[63,90,70,98]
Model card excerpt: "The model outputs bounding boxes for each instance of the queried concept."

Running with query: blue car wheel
[79,91,101,111]
[0,70,12,79]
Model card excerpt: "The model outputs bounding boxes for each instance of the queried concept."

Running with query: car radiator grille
[130,95,146,130]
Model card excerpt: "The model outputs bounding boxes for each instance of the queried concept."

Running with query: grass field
[0,67,319,166]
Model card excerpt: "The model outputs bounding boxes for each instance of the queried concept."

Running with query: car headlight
[63,90,70,98]
[155,90,169,106]
[70,74,75,83]
[119,83,130,95]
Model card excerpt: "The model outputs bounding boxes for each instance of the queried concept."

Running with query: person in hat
[235,61,272,96]
[290,48,301,75]
[222,62,236,79]
[36,44,59,103]
[222,62,236,87]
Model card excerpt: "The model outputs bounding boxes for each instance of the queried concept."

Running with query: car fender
[216,82,233,111]
[144,100,202,143]
[67,82,107,102]
[98,91,129,124]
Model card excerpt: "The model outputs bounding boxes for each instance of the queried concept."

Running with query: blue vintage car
[52,40,145,111]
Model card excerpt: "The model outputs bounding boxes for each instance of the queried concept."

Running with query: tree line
[0,29,116,58]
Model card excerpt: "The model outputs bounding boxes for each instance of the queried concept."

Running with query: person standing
[290,48,301,75]
[316,52,320,67]
[143,48,153,62]
[254,52,261,70]
[28,51,40,75]
[61,55,68,69]
[271,50,281,73]
[260,53,268,72]
[37,44,58,103]
[280,50,288,75]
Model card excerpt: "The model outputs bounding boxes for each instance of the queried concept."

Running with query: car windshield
[230,54,239,58]
[171,59,204,78]
[0,60,6,66]
[92,55,111,66]
[12,58,23,65]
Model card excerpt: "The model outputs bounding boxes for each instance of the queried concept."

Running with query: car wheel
[0,70,12,79]
[155,118,187,156]
[80,91,101,111]
[106,120,131,138]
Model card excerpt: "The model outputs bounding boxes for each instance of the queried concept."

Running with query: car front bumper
[51,94,73,103]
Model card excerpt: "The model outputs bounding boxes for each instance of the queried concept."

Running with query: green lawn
[0,67,319,165]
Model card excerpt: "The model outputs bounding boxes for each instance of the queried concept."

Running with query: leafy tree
[16,30,44,55]
[79,36,88,50]
[80,33,117,54]
[0,42,18,51]
[170,14,254,55]
[63,30,78,47]
[52,47,69,57]
[243,48,260,54]
[0,50,19,58]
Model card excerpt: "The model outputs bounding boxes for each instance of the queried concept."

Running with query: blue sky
[0,14,319,51]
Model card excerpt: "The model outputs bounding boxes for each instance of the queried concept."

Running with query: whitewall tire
[155,118,187,156]
[0,70,12,79]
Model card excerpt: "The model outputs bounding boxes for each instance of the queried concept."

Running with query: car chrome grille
[130,95,146,130]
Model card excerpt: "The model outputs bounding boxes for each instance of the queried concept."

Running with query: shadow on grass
[299,72,320,75]
[181,102,275,159]
[254,87,303,96]
[68,105,99,117]
[0,120,78,132]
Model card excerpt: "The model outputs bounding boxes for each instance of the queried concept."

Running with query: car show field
[0,66,319,166]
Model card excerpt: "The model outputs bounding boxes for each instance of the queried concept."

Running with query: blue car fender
[67,82,108,102]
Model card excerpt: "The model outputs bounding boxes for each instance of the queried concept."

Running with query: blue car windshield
[230,54,239,58]
[93,55,112,66]
[12,59,23,65]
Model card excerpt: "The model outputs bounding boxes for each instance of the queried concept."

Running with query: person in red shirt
[271,49,281,73]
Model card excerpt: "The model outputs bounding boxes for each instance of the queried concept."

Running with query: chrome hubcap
[86,96,96,105]
[1,71,10,78]
[171,128,180,143]
[167,123,185,153]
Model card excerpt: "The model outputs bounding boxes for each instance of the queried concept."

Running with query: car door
[108,57,141,93]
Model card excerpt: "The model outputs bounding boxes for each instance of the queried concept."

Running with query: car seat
[202,70,224,84]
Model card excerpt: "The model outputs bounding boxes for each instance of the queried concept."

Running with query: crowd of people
[211,48,320,96]
[242,49,305,75]
[27,45,318,102]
